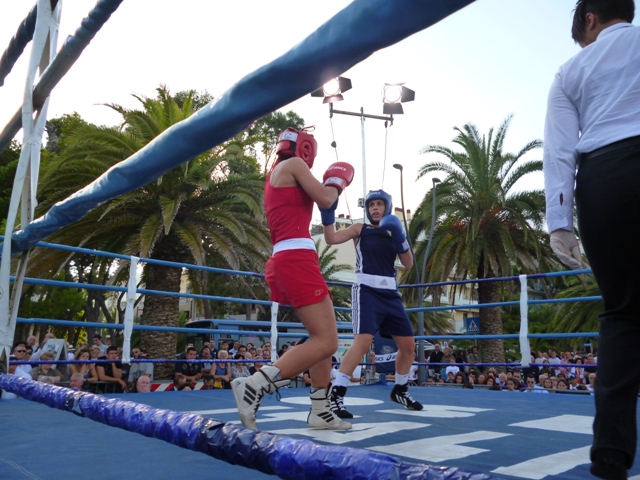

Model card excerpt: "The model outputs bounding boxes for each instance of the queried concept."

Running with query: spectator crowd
[3,334,599,397]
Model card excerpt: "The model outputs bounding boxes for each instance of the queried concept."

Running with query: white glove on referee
[550,229,583,270]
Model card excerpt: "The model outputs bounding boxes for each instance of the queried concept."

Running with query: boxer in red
[231,126,354,430]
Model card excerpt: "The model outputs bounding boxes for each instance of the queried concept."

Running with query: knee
[320,337,339,358]
[399,340,416,355]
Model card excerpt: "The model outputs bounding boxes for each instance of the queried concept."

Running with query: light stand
[329,103,394,206]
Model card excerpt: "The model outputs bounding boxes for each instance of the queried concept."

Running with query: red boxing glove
[322,162,354,194]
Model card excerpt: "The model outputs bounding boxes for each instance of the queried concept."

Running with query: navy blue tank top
[355,224,397,277]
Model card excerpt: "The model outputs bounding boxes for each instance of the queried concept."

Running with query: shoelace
[252,372,283,414]
[401,390,417,403]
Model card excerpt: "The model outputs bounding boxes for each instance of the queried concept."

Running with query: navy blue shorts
[351,284,414,338]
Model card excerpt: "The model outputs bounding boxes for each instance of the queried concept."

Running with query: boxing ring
[2,1,637,479]
[2,373,638,479]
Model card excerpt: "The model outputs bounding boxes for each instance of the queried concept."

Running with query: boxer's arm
[285,157,339,209]
[398,249,413,269]
[323,222,362,245]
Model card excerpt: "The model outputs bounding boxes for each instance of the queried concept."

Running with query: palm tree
[410,115,553,366]
[550,274,602,351]
[33,87,271,378]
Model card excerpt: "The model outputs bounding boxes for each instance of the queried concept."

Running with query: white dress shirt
[544,23,640,233]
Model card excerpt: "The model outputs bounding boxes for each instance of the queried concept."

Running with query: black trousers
[575,137,640,469]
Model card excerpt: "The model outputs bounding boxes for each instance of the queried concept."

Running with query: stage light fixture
[382,83,415,115]
[310,76,352,104]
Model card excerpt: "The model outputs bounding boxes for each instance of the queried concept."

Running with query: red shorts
[265,249,330,308]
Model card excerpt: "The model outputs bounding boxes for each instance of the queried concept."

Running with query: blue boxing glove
[379,214,410,253]
[319,199,339,226]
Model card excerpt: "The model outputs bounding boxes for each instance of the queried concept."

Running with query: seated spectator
[556,378,569,391]
[497,373,508,387]
[174,347,202,388]
[542,377,554,392]
[173,375,189,391]
[586,372,596,393]
[249,355,266,375]
[453,372,466,385]
[512,372,525,390]
[485,376,496,387]
[136,375,152,393]
[92,334,108,356]
[200,347,213,375]
[90,345,101,360]
[468,371,478,385]
[127,347,153,391]
[213,350,231,389]
[571,357,586,383]
[440,346,454,376]
[462,381,474,390]
[244,351,254,369]
[477,373,487,385]
[12,343,32,377]
[504,379,518,391]
[231,353,250,379]
[26,335,38,353]
[454,347,468,371]
[96,346,126,393]
[69,348,98,383]
[30,352,65,383]
[445,356,459,377]
[568,374,588,391]
[69,373,86,390]
[446,371,456,383]
[467,346,482,372]
[428,343,444,373]
[202,374,216,390]
[523,375,548,394]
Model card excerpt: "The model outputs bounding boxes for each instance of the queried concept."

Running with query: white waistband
[356,273,396,290]
[273,238,316,254]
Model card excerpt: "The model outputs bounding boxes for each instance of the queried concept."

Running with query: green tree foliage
[173,89,214,111]
[245,111,305,173]
[410,115,556,366]
[17,270,86,342]
[0,140,21,229]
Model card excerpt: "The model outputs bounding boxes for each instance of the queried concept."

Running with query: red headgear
[276,127,318,168]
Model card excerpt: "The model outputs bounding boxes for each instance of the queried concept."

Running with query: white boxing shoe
[307,383,352,430]
[231,365,289,430]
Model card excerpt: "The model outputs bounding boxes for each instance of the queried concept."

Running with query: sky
[2,0,636,224]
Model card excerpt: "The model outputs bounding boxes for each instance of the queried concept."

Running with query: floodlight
[382,83,415,115]
[310,76,352,104]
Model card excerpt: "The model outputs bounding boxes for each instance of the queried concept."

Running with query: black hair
[572,0,635,43]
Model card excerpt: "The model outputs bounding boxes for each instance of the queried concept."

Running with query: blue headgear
[365,189,392,224]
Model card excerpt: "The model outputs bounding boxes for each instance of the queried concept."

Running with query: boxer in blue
[321,189,423,418]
